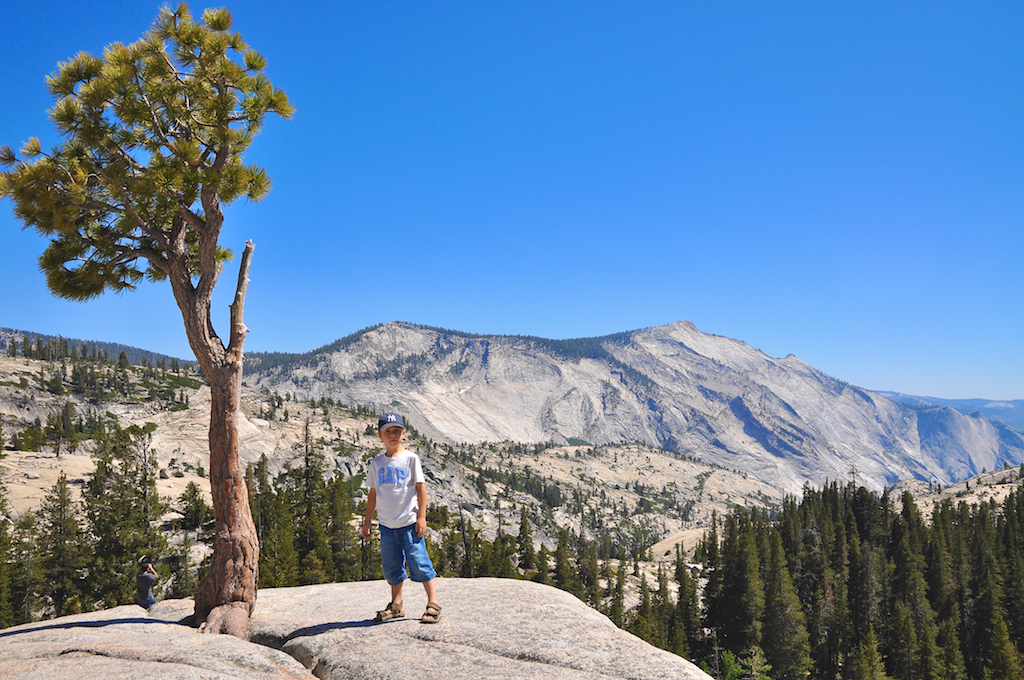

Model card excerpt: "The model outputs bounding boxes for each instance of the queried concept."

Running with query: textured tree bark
[170,240,259,637]
[192,361,259,636]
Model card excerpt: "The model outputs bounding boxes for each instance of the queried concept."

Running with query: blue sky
[1,1,1021,399]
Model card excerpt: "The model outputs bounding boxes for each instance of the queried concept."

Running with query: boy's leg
[391,580,405,607]
[423,578,437,604]
[378,525,408,617]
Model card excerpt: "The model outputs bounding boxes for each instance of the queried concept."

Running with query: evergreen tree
[671,544,700,657]
[169,531,198,599]
[10,513,41,625]
[888,514,941,680]
[983,613,1024,680]
[610,562,626,628]
[718,649,744,680]
[328,474,361,582]
[0,468,12,627]
[740,646,773,680]
[81,426,168,609]
[37,472,87,616]
[554,528,581,596]
[258,491,299,588]
[0,2,293,629]
[581,540,601,605]
[851,628,894,680]
[179,481,213,530]
[969,506,1005,680]
[0,517,13,628]
[938,617,967,680]
[534,544,551,585]
[360,533,382,581]
[629,575,656,643]
[701,511,723,653]
[762,530,812,680]
[517,507,536,570]
[717,510,765,655]
[292,424,335,585]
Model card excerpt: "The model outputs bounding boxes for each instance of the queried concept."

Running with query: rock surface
[0,602,311,679]
[0,578,712,680]
[249,321,1024,492]
[249,578,711,680]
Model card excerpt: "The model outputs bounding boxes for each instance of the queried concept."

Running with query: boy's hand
[415,516,427,538]
[361,519,372,540]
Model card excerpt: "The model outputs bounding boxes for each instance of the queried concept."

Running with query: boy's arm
[361,487,377,539]
[415,482,427,537]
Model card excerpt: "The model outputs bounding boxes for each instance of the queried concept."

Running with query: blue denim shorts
[379,523,437,586]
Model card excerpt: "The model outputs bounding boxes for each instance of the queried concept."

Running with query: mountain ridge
[245,320,1024,494]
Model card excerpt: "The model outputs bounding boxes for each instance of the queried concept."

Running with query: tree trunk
[168,240,258,637]
[193,362,258,636]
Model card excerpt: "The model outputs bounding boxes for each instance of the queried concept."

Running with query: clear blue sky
[1,1,1021,399]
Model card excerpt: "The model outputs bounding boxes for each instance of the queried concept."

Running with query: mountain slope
[880,391,1024,433]
[247,321,1024,493]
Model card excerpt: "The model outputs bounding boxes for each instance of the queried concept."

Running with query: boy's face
[378,425,405,451]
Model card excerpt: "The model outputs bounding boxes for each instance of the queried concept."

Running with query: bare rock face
[0,579,712,680]
[249,321,1024,492]
[0,601,312,679]
[248,578,712,680]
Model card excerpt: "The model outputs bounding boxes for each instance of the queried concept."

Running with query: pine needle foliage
[0,2,292,300]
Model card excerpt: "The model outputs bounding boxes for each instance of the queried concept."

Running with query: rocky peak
[249,321,1024,494]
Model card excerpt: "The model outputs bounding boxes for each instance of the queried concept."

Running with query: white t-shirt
[368,449,425,529]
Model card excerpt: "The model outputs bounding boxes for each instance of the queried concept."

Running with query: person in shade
[361,413,441,623]
[136,559,159,609]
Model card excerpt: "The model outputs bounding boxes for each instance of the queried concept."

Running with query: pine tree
[328,475,361,582]
[700,511,723,641]
[81,426,169,609]
[274,420,335,585]
[258,491,299,588]
[360,534,382,581]
[581,540,601,605]
[888,514,941,680]
[0,517,13,628]
[717,510,765,654]
[533,544,551,585]
[0,470,12,628]
[969,506,1005,679]
[517,507,536,570]
[763,530,812,680]
[938,617,967,680]
[554,529,581,596]
[179,481,212,530]
[10,513,41,625]
[851,628,894,680]
[37,472,87,616]
[983,614,1024,680]
[0,3,293,630]
[630,575,656,643]
[169,531,198,599]
[741,646,773,680]
[610,562,626,628]
[670,544,700,657]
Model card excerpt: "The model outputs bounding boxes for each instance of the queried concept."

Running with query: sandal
[374,602,405,622]
[421,601,441,624]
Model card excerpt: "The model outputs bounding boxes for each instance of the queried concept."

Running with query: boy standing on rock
[362,413,441,623]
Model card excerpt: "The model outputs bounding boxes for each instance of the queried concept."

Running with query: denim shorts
[379,523,437,586]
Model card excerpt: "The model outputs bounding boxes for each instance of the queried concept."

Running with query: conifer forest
[1,335,1024,679]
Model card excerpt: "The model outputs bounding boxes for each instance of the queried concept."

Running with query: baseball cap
[378,412,405,432]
